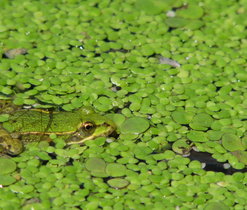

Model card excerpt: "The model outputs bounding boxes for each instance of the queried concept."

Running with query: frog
[0,104,116,155]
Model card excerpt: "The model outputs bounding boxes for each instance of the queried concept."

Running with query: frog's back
[8,109,50,133]
[47,111,82,133]
[8,109,83,134]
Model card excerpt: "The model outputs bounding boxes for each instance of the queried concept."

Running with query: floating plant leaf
[107,178,129,189]
[171,111,194,124]
[120,117,150,134]
[0,158,17,174]
[106,114,126,127]
[135,0,168,15]
[85,157,107,177]
[222,133,244,152]
[232,150,247,165]
[0,174,16,185]
[190,113,213,130]
[106,163,126,177]
[176,5,204,19]
[165,17,188,28]
[204,202,230,210]
[0,114,9,122]
[172,139,192,155]
[207,130,223,141]
[187,130,208,142]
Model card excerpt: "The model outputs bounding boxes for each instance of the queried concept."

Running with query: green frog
[0,104,116,155]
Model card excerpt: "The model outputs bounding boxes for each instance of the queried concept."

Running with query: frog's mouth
[66,122,115,145]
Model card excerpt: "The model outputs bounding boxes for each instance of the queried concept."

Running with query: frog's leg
[0,100,17,114]
[8,138,24,155]
[0,145,8,158]
[0,129,23,155]
[0,145,12,158]
[0,144,5,154]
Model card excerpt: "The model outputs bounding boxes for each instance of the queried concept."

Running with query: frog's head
[66,110,116,145]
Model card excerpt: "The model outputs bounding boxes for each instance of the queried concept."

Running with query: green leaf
[204,202,230,210]
[120,117,150,134]
[222,133,244,152]
[0,114,9,122]
[165,17,188,28]
[0,174,16,185]
[85,157,108,177]
[172,139,192,154]
[190,113,213,130]
[105,114,126,127]
[135,0,168,15]
[107,178,129,189]
[187,130,208,142]
[232,150,247,165]
[171,111,194,124]
[177,5,204,19]
[106,163,126,177]
[207,130,223,141]
[0,158,17,174]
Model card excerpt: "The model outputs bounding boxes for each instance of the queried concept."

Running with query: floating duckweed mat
[1,0,247,209]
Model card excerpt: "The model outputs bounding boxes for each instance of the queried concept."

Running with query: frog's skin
[0,100,19,114]
[0,105,116,155]
[0,129,24,155]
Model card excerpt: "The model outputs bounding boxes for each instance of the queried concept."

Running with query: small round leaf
[107,178,129,189]
[222,133,243,152]
[120,117,150,134]
[0,158,17,174]
[106,163,126,177]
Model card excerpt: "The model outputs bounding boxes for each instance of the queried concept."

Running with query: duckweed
[232,151,247,165]
[105,163,126,177]
[107,178,129,189]
[85,157,108,177]
[0,158,16,175]
[222,133,244,152]
[0,114,9,122]
[0,174,16,186]
[0,0,247,209]
[120,117,150,134]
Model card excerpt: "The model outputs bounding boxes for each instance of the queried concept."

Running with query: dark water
[188,150,247,175]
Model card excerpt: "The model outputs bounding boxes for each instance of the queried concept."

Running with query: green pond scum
[0,0,247,209]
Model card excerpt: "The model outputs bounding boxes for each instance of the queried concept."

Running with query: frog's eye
[83,122,95,131]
